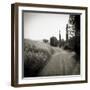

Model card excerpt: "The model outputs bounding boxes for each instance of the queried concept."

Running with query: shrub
[24,40,51,77]
[63,44,73,51]
[50,36,58,47]
[43,39,48,43]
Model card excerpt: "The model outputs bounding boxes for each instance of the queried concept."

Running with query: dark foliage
[65,15,80,56]
[64,36,80,56]
[24,41,51,77]
[60,39,65,47]
[43,39,48,43]
[50,36,58,47]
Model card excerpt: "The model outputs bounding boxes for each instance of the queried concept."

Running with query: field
[24,39,54,77]
[24,39,80,77]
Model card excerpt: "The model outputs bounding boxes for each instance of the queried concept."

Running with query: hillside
[24,39,80,77]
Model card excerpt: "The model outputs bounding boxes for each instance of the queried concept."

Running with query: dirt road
[38,48,80,76]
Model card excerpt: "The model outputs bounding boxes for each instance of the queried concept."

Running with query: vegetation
[64,15,80,56]
[63,37,75,51]
[60,39,65,47]
[43,39,48,43]
[50,36,58,47]
[69,15,80,55]
[24,39,54,77]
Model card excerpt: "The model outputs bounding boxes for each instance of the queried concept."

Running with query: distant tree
[43,39,48,43]
[50,36,58,47]
[61,39,65,47]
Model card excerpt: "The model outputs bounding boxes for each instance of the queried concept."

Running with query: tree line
[43,15,80,56]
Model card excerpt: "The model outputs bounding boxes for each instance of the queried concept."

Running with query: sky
[24,12,69,41]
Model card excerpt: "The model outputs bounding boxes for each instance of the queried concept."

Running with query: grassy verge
[24,39,54,77]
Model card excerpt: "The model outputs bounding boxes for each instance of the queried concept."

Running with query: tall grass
[24,39,53,77]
